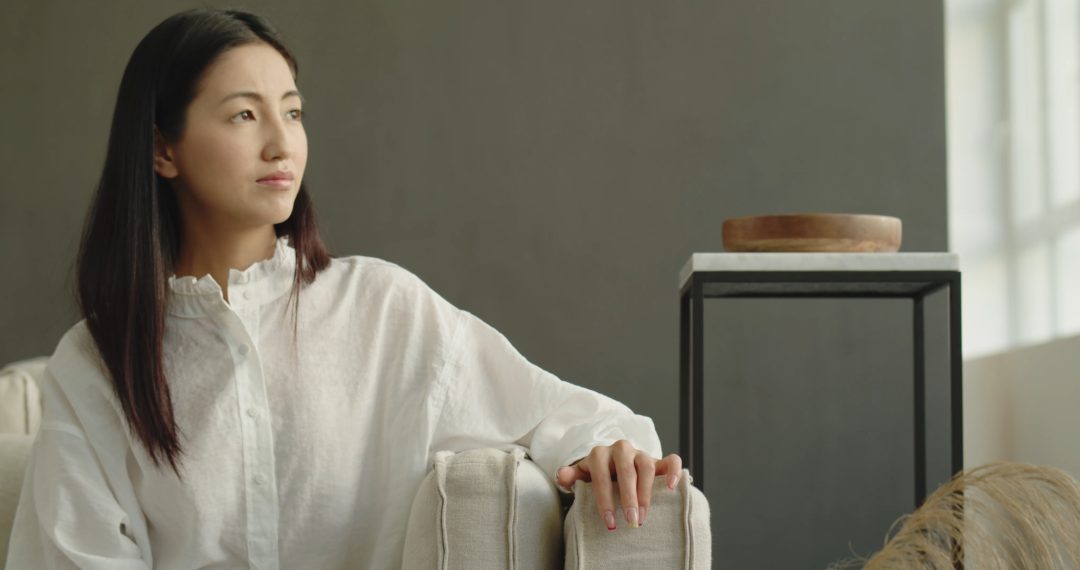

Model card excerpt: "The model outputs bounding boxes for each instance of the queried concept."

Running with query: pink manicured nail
[668,474,679,489]
[625,507,639,528]
[639,506,647,526]
[604,510,616,531]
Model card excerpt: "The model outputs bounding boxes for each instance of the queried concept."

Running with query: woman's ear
[153,125,179,179]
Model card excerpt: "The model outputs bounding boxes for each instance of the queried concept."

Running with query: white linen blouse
[5,236,663,569]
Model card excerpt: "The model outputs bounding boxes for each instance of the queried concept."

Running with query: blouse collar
[166,236,297,317]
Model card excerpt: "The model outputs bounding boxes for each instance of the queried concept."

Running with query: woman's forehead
[197,44,297,102]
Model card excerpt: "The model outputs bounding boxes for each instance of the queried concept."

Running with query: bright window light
[947,0,1080,358]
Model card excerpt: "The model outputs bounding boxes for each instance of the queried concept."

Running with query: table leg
[950,277,964,474]
[914,296,927,508]
[680,289,691,483]
[692,276,704,490]
[949,277,965,569]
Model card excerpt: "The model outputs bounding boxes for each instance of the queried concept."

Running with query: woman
[6,8,681,568]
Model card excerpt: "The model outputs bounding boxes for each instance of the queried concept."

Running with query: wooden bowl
[722,213,902,252]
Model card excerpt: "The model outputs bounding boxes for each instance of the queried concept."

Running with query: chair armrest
[562,469,711,569]
[403,448,712,569]
[0,433,35,564]
[403,447,563,569]
[0,357,47,435]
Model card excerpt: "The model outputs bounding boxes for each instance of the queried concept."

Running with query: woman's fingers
[587,446,617,530]
[563,444,685,531]
[635,452,656,526]
[612,441,640,528]
[555,460,590,490]
[657,453,683,489]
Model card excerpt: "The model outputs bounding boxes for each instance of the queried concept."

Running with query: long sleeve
[428,306,663,492]
[5,354,151,569]
[5,430,149,569]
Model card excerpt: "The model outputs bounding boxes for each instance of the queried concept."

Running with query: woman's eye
[231,109,302,122]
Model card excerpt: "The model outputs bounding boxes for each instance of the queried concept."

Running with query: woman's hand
[554,440,683,531]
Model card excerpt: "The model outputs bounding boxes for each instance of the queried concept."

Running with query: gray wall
[1,1,947,566]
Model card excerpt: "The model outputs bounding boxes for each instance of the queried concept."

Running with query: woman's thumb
[556,465,578,488]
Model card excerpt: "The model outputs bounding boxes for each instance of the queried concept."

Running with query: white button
[238,344,250,356]
[243,290,252,300]
[246,407,257,418]
[254,474,267,485]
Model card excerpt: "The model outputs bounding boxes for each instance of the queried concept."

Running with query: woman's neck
[174,226,278,303]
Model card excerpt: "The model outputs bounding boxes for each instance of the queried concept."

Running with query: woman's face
[154,42,307,232]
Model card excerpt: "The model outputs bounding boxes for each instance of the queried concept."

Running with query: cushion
[0,433,34,564]
[0,357,47,435]
[403,447,564,568]
[563,470,711,569]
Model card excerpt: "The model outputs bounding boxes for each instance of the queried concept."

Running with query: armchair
[0,357,712,568]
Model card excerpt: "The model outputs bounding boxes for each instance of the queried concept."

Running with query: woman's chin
[263,196,298,225]
[239,207,294,228]
[269,207,295,225]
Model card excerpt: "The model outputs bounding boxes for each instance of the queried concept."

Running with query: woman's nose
[261,114,297,161]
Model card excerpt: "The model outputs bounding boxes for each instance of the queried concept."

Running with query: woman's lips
[257,178,293,188]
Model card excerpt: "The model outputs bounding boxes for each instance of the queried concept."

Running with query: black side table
[678,252,961,508]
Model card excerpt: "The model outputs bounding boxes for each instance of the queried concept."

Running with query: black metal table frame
[678,269,962,508]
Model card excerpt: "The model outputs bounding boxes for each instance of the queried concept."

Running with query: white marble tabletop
[679,252,958,289]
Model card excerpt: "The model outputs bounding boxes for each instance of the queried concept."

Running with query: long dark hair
[76,8,331,478]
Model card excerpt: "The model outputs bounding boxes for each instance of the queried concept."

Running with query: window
[947,0,1080,358]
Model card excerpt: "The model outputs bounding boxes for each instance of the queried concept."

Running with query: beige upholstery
[0,357,712,568]
[0,358,48,562]
[405,446,712,569]
[0,358,46,435]
[563,469,711,569]
[0,434,33,563]
[403,447,565,568]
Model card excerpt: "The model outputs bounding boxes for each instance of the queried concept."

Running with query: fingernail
[668,474,679,489]
[604,510,616,531]
[625,507,639,528]
[639,506,647,526]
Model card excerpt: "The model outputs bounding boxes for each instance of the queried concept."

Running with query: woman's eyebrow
[219,90,305,105]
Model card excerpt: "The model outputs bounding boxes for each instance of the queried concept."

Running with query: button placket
[224,306,280,570]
